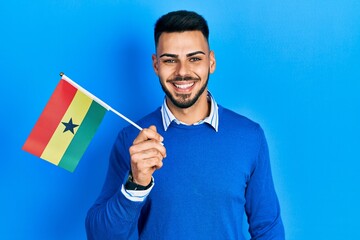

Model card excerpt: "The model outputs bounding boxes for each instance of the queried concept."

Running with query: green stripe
[58,101,106,172]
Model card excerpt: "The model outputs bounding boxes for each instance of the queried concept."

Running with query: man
[86,10,285,239]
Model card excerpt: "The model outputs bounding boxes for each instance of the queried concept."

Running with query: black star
[62,118,79,134]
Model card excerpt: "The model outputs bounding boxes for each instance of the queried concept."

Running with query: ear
[209,50,216,74]
[152,54,159,76]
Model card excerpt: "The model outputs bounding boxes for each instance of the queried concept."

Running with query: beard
[159,71,210,109]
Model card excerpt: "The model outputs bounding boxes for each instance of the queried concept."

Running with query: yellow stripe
[40,90,92,165]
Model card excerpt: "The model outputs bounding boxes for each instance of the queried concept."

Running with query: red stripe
[22,79,77,157]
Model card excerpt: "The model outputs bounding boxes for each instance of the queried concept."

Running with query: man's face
[152,31,216,109]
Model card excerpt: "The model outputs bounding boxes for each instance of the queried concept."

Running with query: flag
[22,76,107,172]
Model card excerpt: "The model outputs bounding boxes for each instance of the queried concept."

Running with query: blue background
[1,1,359,239]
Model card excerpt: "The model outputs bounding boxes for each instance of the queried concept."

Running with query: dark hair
[154,10,209,48]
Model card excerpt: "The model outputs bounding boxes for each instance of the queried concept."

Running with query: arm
[85,126,165,240]
[245,127,285,239]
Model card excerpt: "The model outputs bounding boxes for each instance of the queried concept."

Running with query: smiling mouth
[173,82,195,89]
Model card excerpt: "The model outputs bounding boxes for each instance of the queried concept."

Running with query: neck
[166,92,210,125]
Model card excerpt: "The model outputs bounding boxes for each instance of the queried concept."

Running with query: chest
[150,129,258,205]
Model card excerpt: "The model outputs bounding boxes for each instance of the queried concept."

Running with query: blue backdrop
[1,1,359,239]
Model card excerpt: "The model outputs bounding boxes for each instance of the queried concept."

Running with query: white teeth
[174,82,194,89]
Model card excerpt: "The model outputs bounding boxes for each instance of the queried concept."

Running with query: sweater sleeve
[244,126,285,239]
[85,130,145,240]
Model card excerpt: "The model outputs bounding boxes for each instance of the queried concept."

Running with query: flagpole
[60,72,143,131]
[108,107,143,131]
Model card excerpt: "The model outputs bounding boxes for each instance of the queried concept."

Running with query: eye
[163,59,176,64]
[189,57,201,62]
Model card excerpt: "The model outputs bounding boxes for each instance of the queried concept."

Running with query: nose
[175,61,189,77]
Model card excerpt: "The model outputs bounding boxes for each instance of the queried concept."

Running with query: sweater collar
[160,91,219,132]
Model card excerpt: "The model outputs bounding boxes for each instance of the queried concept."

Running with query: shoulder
[119,107,163,140]
[134,107,163,130]
[217,105,266,142]
[218,105,268,157]
[218,105,260,130]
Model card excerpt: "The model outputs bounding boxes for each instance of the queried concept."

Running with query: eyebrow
[159,51,206,58]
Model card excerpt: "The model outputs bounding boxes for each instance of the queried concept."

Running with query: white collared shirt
[160,91,219,132]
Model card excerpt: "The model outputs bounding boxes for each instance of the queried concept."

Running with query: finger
[131,147,165,162]
[133,125,164,145]
[149,125,157,132]
[134,156,164,170]
[130,140,166,158]
[140,148,164,160]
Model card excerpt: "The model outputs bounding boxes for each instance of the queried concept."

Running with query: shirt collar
[160,91,219,132]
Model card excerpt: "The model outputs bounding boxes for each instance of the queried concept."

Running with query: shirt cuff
[121,179,154,202]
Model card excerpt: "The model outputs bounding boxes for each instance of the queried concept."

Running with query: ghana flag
[22,74,108,172]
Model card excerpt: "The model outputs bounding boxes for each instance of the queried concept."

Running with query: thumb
[148,125,164,143]
[149,125,157,132]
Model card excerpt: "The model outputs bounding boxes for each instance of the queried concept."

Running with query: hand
[129,125,166,186]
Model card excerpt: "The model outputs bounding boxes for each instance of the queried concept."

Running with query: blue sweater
[86,105,284,239]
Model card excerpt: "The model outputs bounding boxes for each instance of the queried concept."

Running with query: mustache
[168,76,200,82]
